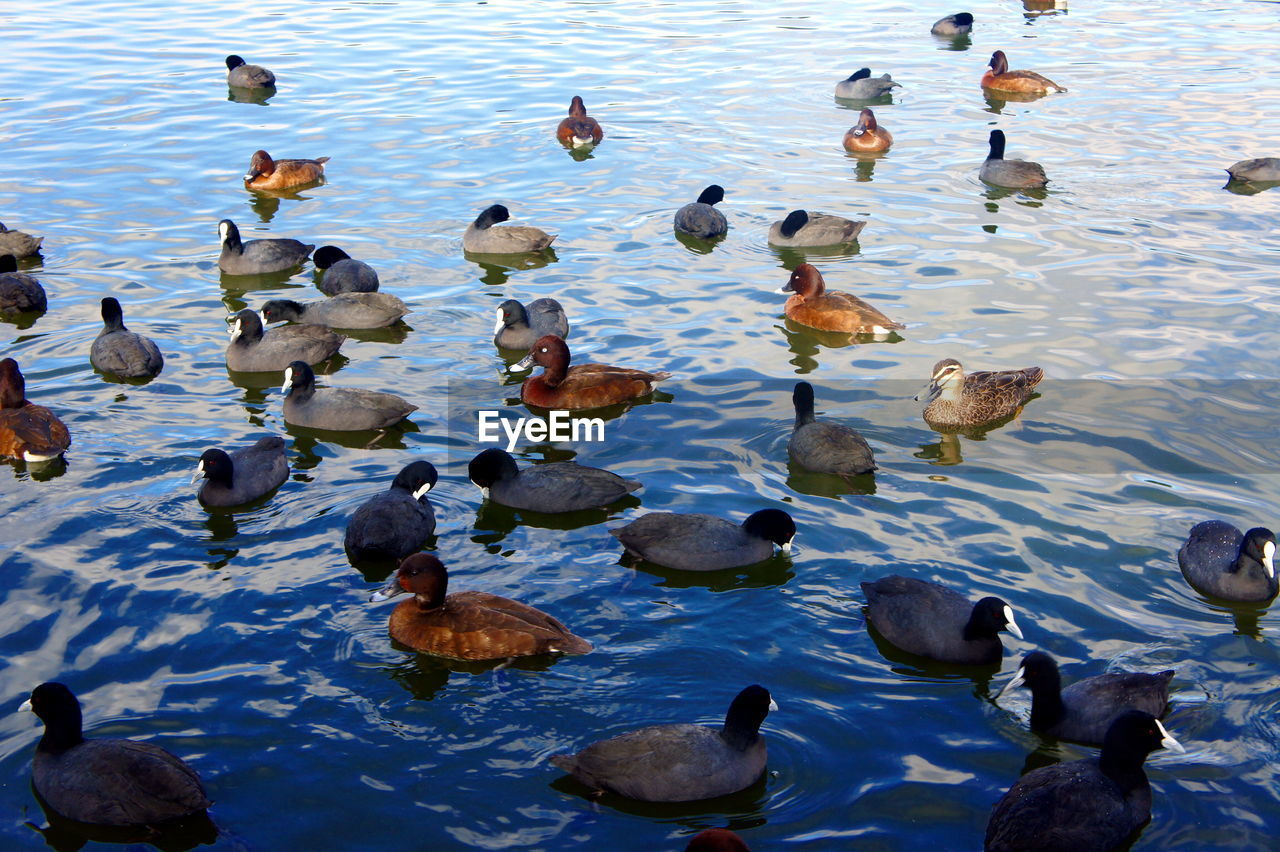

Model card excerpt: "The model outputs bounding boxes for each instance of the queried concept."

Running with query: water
[2,0,1279,848]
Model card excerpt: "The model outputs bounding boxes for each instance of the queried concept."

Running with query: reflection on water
[4,0,1280,850]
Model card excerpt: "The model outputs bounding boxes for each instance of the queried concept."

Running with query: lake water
[2,0,1279,849]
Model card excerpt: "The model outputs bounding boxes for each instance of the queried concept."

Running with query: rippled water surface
[3,0,1279,849]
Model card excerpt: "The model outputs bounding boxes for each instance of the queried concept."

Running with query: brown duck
[981,50,1067,94]
[0,358,71,462]
[556,96,603,147]
[370,554,592,661]
[780,264,904,335]
[512,335,671,410]
[842,108,893,153]
[243,149,329,191]
[917,358,1043,428]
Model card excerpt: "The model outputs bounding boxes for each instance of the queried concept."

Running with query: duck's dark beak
[913,380,940,404]
[370,577,405,602]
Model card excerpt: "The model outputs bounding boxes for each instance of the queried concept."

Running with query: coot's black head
[229,308,264,343]
[313,246,351,270]
[965,596,1023,641]
[22,682,85,754]
[473,204,510,229]
[100,297,126,332]
[742,508,796,549]
[468,447,519,488]
[779,209,809,238]
[792,381,816,420]
[1242,527,1277,579]
[225,55,246,71]
[392,460,439,500]
[196,448,234,487]
[721,684,777,749]
[1101,710,1185,765]
[695,185,725,206]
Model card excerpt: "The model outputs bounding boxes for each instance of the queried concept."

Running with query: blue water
[2,0,1279,849]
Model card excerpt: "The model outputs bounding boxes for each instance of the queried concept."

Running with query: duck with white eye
[777,263,904,336]
[280,360,417,431]
[225,308,344,373]
[369,553,592,661]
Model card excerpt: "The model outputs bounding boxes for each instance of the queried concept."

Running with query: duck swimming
[767,210,866,248]
[1225,158,1280,182]
[313,246,379,295]
[463,204,556,254]
[1178,520,1277,602]
[370,553,592,660]
[261,293,409,329]
[861,575,1023,665]
[0,222,43,258]
[22,682,211,826]
[673,185,729,240]
[243,150,329,191]
[985,711,1184,852]
[344,461,438,562]
[981,50,1066,94]
[916,358,1043,429]
[834,68,900,99]
[556,96,603,147]
[511,335,671,410]
[788,381,876,476]
[995,650,1174,746]
[493,298,569,351]
[225,54,275,89]
[611,508,795,571]
[550,684,776,802]
[779,263,904,335]
[194,436,288,507]
[90,297,164,379]
[842,108,892,153]
[217,219,314,275]
[979,129,1047,189]
[224,309,344,373]
[932,12,974,36]
[281,360,417,431]
[467,447,641,513]
[0,255,47,316]
[0,358,71,462]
